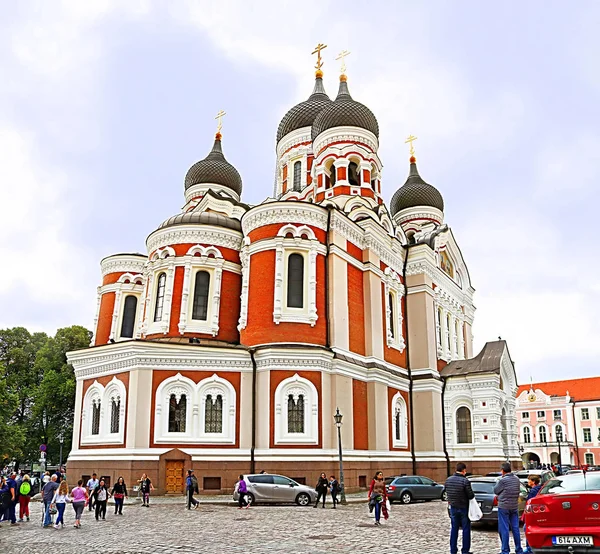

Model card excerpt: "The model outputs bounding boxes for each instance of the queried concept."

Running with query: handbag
[468,497,483,521]
[49,504,57,515]
[113,493,124,500]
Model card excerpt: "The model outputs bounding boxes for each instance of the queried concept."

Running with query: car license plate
[552,536,593,546]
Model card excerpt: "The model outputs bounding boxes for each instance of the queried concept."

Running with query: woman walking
[18,474,33,521]
[92,479,110,521]
[314,473,328,508]
[236,475,249,509]
[138,474,154,507]
[70,479,88,528]
[111,477,128,515]
[368,471,388,526]
[0,476,11,526]
[52,480,70,529]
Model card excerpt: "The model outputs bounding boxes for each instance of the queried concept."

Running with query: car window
[248,475,274,484]
[401,477,420,485]
[272,476,292,486]
[540,474,600,494]
[470,482,494,494]
[385,477,395,485]
[419,477,435,485]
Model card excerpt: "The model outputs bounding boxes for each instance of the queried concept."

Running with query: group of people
[445,461,542,554]
[314,473,342,509]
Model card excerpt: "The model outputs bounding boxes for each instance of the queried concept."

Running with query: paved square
[1,499,523,553]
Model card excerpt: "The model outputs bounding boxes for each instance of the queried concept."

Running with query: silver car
[232,474,317,506]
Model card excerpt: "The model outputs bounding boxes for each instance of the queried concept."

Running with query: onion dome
[311,76,379,141]
[276,73,332,143]
[184,134,242,196]
[390,157,444,216]
[158,211,242,232]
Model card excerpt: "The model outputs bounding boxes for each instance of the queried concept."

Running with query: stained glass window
[205,394,223,433]
[92,401,101,435]
[168,394,186,432]
[110,397,120,433]
[288,394,305,433]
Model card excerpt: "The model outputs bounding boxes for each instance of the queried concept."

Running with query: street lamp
[334,408,347,505]
[58,434,64,470]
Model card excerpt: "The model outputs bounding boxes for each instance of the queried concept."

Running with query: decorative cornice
[242,203,328,236]
[313,126,378,156]
[101,255,146,277]
[147,225,242,253]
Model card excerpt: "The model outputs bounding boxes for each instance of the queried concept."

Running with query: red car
[525,472,600,553]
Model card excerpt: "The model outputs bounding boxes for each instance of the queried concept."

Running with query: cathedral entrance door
[166,460,184,494]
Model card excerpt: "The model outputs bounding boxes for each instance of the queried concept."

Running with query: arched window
[287,254,304,308]
[110,397,120,434]
[329,165,336,187]
[153,272,167,322]
[293,161,302,192]
[348,161,360,187]
[204,394,223,433]
[437,308,443,347]
[91,400,101,435]
[120,295,138,338]
[192,271,210,321]
[446,314,452,350]
[388,292,395,339]
[523,426,531,443]
[287,394,305,433]
[168,393,187,433]
[456,406,472,444]
[555,425,564,441]
[539,425,547,443]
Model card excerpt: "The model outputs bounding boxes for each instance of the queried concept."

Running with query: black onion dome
[184,136,242,196]
[311,78,379,141]
[390,160,444,216]
[158,211,242,232]
[276,76,332,143]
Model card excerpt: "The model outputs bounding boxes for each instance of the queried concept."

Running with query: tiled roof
[517,377,600,402]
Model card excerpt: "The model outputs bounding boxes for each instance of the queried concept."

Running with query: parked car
[486,472,502,477]
[464,477,528,525]
[566,469,584,475]
[524,472,600,552]
[232,474,317,506]
[515,469,555,488]
[385,475,446,504]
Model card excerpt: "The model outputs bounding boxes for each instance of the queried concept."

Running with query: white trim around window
[383,268,405,352]
[80,376,127,446]
[391,392,408,448]
[274,374,319,445]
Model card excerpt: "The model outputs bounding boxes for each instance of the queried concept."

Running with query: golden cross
[215,110,226,134]
[336,50,351,74]
[405,134,418,157]
[312,43,328,71]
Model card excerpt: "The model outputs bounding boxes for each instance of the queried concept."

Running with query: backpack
[20,481,31,495]
[191,475,199,493]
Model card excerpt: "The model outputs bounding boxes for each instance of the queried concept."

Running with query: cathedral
[67,47,521,494]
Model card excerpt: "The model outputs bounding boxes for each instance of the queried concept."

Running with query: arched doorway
[550,452,559,464]
[522,452,540,469]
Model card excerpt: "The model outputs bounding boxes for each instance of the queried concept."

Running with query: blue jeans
[55,502,66,525]
[450,506,471,554]
[43,501,53,527]
[498,508,523,554]
[374,500,381,522]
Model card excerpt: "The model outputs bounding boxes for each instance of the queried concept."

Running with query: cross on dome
[405,134,418,161]
[312,42,328,75]
[336,50,351,76]
[215,109,226,136]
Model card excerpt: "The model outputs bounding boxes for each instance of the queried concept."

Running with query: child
[523,474,542,554]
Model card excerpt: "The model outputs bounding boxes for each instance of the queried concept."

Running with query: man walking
[6,473,19,526]
[87,473,99,511]
[329,475,340,509]
[494,462,524,554]
[42,475,59,528]
[186,470,199,509]
[444,462,474,554]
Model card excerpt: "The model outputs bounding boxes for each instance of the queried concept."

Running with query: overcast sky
[1,1,599,383]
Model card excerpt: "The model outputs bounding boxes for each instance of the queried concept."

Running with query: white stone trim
[383,267,406,352]
[237,239,250,331]
[391,391,408,448]
[242,202,328,236]
[145,256,176,336]
[313,126,379,157]
[100,254,146,277]
[81,376,127,446]
[274,374,319,445]
[147,225,242,253]
[394,205,444,226]
[108,277,145,342]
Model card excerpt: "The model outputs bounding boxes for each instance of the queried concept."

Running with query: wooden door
[165,461,184,494]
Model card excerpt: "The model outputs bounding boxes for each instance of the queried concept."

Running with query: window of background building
[585,453,595,465]
[522,411,529,420]
[539,425,547,443]
[523,426,531,443]
[582,408,590,420]
[553,409,561,420]
[597,407,600,420]
[583,428,592,443]
[537,410,545,419]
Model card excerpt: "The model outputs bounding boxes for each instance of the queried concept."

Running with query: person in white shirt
[86,473,99,512]
[52,480,70,529]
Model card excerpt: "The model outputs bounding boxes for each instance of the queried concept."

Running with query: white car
[233,474,318,506]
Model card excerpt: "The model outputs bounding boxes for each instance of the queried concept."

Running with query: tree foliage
[0,325,92,468]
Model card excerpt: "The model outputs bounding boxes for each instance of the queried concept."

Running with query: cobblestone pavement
[1,498,525,554]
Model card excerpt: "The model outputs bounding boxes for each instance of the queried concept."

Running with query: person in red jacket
[368,471,388,526]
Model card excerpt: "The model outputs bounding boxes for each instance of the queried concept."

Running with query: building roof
[390,160,444,216]
[441,340,508,377]
[158,210,242,231]
[517,377,600,402]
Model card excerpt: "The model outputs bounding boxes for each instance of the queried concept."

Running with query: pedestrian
[0,476,11,526]
[314,472,328,508]
[92,479,110,521]
[186,470,199,509]
[138,473,154,507]
[367,471,387,526]
[18,474,33,521]
[5,472,19,526]
[86,473,99,511]
[236,475,249,509]
[329,475,340,509]
[444,462,475,554]
[523,474,542,554]
[42,471,51,485]
[42,474,60,528]
[494,462,524,554]
[111,477,128,515]
[70,479,88,528]
[52,480,70,529]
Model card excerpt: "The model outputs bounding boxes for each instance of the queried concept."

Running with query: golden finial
[312,43,328,76]
[405,134,418,161]
[215,109,226,138]
[336,50,351,76]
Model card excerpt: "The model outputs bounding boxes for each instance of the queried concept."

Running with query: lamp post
[58,434,64,470]
[334,408,347,505]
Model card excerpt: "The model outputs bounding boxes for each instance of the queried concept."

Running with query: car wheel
[441,491,448,501]
[295,493,311,506]
[246,493,255,506]
[400,492,412,505]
